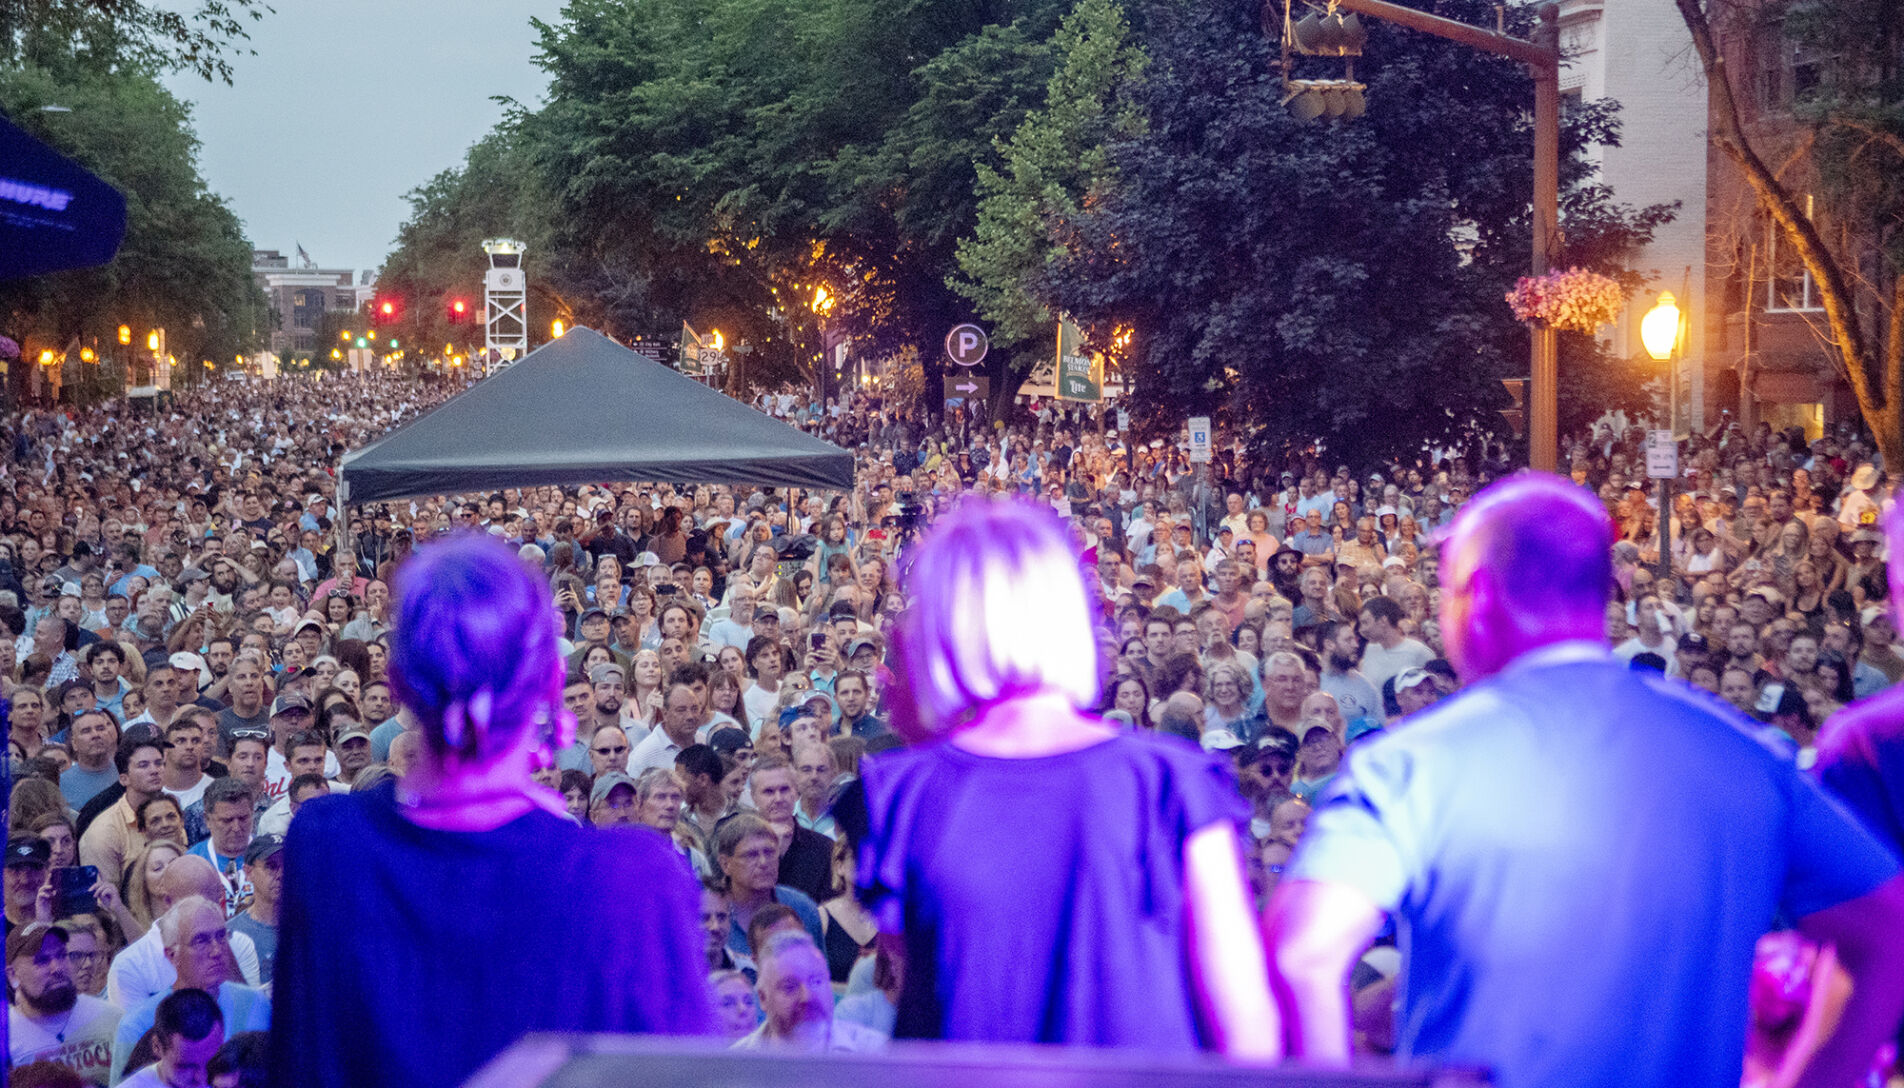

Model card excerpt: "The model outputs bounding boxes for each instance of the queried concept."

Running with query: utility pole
[1328,0,1562,471]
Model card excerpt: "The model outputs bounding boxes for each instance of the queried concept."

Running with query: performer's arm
[1182,821,1280,1060]
[1791,874,1904,1088]
[1263,878,1384,1062]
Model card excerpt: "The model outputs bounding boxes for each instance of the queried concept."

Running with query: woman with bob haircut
[271,534,711,1088]
[850,497,1278,1055]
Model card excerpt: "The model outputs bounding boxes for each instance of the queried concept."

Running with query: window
[1766,198,1824,313]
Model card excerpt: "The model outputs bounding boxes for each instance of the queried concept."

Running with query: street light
[1641,291,1684,585]
[551,320,566,339]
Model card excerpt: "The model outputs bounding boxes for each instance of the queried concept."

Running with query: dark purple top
[271,786,712,1088]
[855,730,1247,1050]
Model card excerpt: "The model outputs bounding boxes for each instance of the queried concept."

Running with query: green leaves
[0,60,264,368]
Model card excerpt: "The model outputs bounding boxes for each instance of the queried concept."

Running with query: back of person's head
[1446,474,1612,622]
[674,743,723,782]
[746,903,799,954]
[388,534,564,763]
[898,497,1098,736]
[152,985,223,1047]
[7,1061,85,1088]
[153,856,221,910]
[1361,595,1404,628]
[207,1030,269,1088]
[1156,693,1203,742]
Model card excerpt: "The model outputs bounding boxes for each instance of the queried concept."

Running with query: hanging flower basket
[1505,267,1624,333]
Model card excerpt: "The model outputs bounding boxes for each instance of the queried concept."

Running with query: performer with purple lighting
[850,497,1279,1056]
[269,534,712,1088]
[1265,473,1904,1088]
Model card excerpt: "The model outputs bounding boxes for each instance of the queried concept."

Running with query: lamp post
[810,285,835,410]
[1642,291,1683,586]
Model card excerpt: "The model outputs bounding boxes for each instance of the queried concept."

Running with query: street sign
[1117,408,1130,432]
[1645,429,1677,479]
[945,324,989,367]
[1188,416,1213,463]
[944,375,989,405]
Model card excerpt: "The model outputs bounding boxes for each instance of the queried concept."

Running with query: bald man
[106,855,261,1008]
[1265,474,1904,1088]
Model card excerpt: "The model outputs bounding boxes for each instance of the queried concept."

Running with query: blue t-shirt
[1292,651,1898,1088]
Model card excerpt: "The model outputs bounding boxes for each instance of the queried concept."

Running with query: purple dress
[854,730,1248,1050]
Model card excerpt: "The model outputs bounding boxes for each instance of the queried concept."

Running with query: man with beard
[206,558,242,614]
[1317,621,1382,732]
[6,922,122,1084]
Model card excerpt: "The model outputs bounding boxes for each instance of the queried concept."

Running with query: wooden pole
[1329,0,1563,472]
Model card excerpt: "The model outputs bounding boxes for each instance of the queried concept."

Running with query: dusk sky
[167,0,565,276]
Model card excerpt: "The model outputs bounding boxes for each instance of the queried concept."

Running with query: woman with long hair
[850,498,1276,1054]
[122,838,184,933]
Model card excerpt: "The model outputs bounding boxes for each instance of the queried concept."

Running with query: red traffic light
[447,298,469,324]
[452,299,467,314]
[379,300,396,318]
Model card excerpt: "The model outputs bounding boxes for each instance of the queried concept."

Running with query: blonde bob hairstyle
[896,496,1100,737]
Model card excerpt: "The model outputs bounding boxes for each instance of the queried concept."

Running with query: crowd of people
[0,369,1899,1087]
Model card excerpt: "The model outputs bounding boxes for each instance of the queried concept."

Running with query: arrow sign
[944,375,989,405]
[945,323,989,367]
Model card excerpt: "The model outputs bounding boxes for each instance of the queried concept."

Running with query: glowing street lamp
[1641,291,1684,583]
[146,331,160,352]
[1641,292,1679,362]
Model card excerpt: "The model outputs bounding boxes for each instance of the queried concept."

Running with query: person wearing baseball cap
[4,837,52,933]
[6,920,122,1083]
[589,772,640,828]
[229,835,286,986]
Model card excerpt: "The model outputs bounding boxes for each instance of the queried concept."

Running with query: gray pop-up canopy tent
[338,326,854,505]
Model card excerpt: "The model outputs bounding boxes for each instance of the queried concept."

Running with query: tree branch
[1670,0,1881,412]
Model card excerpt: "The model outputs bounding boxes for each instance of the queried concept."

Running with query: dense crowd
[1,371,1898,1085]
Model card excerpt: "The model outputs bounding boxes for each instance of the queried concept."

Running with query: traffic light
[377,297,399,321]
[1290,7,1366,55]
[1499,378,1528,438]
[448,298,469,324]
[355,336,368,349]
[1283,79,1366,122]
[117,325,131,345]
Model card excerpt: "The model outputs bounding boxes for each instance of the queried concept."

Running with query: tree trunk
[1671,0,1904,467]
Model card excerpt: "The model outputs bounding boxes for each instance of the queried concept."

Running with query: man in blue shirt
[1266,474,1904,1088]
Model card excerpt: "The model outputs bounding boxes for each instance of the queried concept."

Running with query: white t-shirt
[742,682,781,731]
[8,994,121,1085]
[164,773,212,810]
[1359,637,1435,693]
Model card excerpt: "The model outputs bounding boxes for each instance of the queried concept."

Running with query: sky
[166,0,565,277]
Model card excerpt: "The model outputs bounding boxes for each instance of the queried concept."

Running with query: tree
[1671,0,1904,467]
[1038,0,1673,463]
[953,0,1145,373]
[0,57,265,389]
[0,0,271,84]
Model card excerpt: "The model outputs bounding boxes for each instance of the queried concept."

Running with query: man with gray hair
[107,856,260,1009]
[731,932,886,1052]
[111,895,271,1082]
